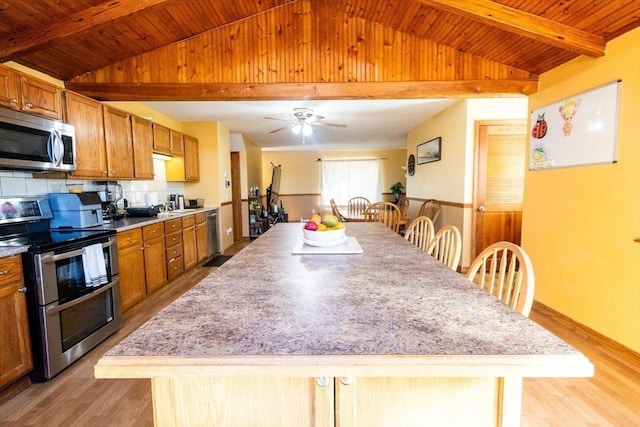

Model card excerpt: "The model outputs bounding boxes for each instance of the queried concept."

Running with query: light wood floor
[0,239,638,426]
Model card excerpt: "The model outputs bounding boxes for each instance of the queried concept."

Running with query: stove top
[0,228,116,253]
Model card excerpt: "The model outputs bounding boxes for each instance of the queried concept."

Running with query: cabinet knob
[339,377,354,386]
[0,269,9,276]
[10,97,18,104]
[25,101,33,108]
[315,377,329,387]
[18,287,27,293]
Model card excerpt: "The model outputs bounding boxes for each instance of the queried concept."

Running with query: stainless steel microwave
[0,107,76,172]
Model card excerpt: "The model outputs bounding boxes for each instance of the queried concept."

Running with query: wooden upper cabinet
[0,66,21,110]
[103,106,134,179]
[170,130,184,155]
[183,135,200,182]
[0,64,62,120]
[65,91,108,179]
[131,115,155,180]
[21,75,62,120]
[153,123,171,154]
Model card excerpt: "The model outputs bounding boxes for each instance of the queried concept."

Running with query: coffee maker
[96,180,124,222]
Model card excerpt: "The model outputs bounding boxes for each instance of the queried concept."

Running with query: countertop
[98,222,592,378]
[0,207,218,258]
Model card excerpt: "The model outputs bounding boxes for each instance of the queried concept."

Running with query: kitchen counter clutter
[95,222,593,427]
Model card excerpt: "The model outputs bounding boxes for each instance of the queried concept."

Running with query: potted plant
[390,181,404,203]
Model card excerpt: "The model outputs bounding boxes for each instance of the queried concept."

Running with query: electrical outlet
[226,227,232,235]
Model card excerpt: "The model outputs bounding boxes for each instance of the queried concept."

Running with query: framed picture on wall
[417,137,442,164]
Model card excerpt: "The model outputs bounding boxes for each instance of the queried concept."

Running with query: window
[320,159,382,206]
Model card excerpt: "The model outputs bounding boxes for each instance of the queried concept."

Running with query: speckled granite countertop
[97,207,218,232]
[101,222,592,378]
[0,246,28,258]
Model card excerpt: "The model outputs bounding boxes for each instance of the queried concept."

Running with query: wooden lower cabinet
[142,223,167,293]
[0,255,33,390]
[117,229,146,312]
[117,224,167,313]
[182,215,197,270]
[195,212,207,262]
[150,376,511,427]
[165,218,184,281]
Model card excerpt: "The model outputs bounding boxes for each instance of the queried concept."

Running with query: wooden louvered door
[473,121,526,259]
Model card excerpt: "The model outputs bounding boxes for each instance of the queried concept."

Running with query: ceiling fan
[265,108,346,137]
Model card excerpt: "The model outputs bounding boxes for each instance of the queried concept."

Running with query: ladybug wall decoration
[531,113,548,139]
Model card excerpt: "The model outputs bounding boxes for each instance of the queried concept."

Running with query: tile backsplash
[0,159,184,207]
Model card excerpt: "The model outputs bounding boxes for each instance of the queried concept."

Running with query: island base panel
[150,376,522,426]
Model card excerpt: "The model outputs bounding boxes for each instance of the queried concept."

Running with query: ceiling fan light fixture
[302,123,312,136]
[292,124,302,135]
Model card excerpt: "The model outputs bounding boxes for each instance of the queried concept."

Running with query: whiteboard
[529,80,620,170]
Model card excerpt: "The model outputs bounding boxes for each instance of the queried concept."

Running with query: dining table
[95,222,593,427]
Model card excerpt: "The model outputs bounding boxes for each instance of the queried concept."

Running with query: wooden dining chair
[466,241,535,316]
[418,199,442,225]
[396,197,410,229]
[404,216,435,251]
[426,225,461,271]
[364,201,401,233]
[346,197,371,220]
[329,198,346,221]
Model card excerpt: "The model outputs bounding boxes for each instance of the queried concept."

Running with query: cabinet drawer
[164,218,182,233]
[117,228,143,250]
[182,214,196,228]
[167,256,184,281]
[166,243,183,261]
[0,255,23,286]
[165,231,183,248]
[143,222,164,240]
[195,212,206,224]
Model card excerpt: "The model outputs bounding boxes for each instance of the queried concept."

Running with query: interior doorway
[472,120,527,260]
[230,152,242,241]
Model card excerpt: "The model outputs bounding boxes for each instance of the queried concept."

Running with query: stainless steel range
[0,195,121,381]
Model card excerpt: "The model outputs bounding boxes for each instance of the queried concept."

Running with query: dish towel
[82,243,108,287]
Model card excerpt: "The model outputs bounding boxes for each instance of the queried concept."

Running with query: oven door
[38,279,122,379]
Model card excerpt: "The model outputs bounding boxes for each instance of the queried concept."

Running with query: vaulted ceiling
[2,0,638,101]
[1,1,638,149]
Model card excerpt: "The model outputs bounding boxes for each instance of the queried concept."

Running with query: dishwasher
[206,209,219,257]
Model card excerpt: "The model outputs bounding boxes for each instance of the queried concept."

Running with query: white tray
[292,236,363,255]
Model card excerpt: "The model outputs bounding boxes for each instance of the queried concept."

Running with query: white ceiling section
[144,99,459,151]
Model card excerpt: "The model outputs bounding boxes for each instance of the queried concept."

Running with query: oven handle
[45,279,119,315]
[40,239,115,263]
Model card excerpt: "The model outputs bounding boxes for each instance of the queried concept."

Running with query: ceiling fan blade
[264,116,291,122]
[307,114,325,122]
[312,121,347,128]
[269,125,291,133]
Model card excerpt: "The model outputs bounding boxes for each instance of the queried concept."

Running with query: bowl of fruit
[302,213,346,246]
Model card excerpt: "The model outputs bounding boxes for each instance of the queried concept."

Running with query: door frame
[230,152,242,241]
[471,119,527,261]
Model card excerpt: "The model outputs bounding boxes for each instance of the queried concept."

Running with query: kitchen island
[95,222,593,426]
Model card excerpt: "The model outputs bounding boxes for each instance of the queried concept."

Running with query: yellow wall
[406,98,528,267]
[522,27,640,352]
[259,149,406,221]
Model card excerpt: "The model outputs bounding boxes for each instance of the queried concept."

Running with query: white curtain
[321,159,382,206]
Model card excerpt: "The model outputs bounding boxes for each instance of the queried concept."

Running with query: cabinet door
[153,123,171,155]
[183,135,200,182]
[131,115,155,180]
[182,225,197,270]
[151,377,333,427]
[0,256,33,389]
[103,106,134,178]
[170,130,184,155]
[0,66,21,110]
[117,230,146,313]
[195,222,208,262]
[144,236,167,293]
[65,91,108,178]
[21,74,62,119]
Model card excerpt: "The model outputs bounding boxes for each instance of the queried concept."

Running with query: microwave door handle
[51,129,64,166]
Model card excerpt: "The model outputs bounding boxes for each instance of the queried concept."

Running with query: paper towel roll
[145,192,158,207]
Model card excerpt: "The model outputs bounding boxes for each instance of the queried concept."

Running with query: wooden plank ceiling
[1,0,638,100]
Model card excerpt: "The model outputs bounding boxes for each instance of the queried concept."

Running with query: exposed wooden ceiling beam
[64,80,538,101]
[0,0,173,62]
[417,0,605,57]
